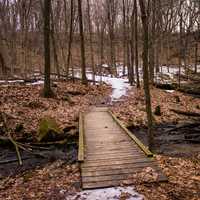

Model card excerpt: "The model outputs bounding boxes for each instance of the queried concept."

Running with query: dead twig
[1,112,22,165]
[8,133,22,165]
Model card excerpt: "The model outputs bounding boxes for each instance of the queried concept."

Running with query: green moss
[37,117,62,142]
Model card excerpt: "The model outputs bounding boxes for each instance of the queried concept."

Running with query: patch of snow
[101,76,131,101]
[197,65,200,73]
[91,74,131,101]
[67,186,144,200]
[102,64,109,68]
[74,70,132,101]
[26,80,44,85]
[0,79,24,84]
[33,72,41,76]
[165,90,175,93]
[158,66,185,78]
[116,65,128,77]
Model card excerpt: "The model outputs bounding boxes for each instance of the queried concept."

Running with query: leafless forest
[0,0,200,199]
[1,0,199,79]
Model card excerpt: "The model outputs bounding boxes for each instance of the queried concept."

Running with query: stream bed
[128,122,200,157]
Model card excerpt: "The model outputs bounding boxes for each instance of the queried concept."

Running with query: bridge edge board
[78,112,84,162]
[108,110,153,157]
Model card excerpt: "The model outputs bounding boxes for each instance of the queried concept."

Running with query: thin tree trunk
[43,0,53,97]
[130,9,135,85]
[66,0,74,79]
[178,12,183,88]
[134,0,140,88]
[126,3,133,85]
[194,41,198,73]
[139,0,154,151]
[78,0,88,85]
[149,0,155,84]
[166,33,170,73]
[122,0,126,76]
[50,5,60,79]
[107,0,117,77]
[100,26,105,83]
[87,0,95,84]
[0,52,6,77]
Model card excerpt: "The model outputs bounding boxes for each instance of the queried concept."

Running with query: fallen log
[0,157,30,165]
[67,91,86,96]
[30,139,69,146]
[154,83,177,90]
[165,122,200,132]
[178,87,200,96]
[170,109,200,117]
[0,136,11,145]
[8,133,22,165]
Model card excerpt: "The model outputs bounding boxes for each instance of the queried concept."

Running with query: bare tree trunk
[99,25,105,83]
[50,5,60,79]
[130,8,135,85]
[122,0,126,76]
[0,52,6,77]
[0,38,8,78]
[78,0,88,85]
[139,0,154,151]
[66,0,74,79]
[194,41,198,73]
[134,0,140,88]
[107,0,117,76]
[126,1,133,85]
[178,12,183,88]
[87,0,95,84]
[43,0,53,97]
[149,0,155,84]
[166,33,170,72]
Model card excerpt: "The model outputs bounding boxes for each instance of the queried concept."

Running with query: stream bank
[128,122,200,157]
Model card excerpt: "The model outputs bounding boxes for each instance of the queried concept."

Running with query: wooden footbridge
[78,107,166,189]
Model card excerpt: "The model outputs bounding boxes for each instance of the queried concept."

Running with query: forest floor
[0,80,111,199]
[112,87,200,200]
[0,72,200,199]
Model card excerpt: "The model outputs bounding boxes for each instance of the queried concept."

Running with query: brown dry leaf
[0,81,111,140]
[112,87,200,127]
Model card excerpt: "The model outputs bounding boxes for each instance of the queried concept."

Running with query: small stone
[154,105,161,116]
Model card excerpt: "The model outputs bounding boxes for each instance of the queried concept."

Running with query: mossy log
[37,117,62,142]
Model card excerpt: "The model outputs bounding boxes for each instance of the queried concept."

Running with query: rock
[26,101,45,109]
[154,105,161,116]
[62,94,74,105]
[37,117,62,142]
[51,83,58,87]
[15,123,24,132]
[174,95,180,103]
[63,124,77,133]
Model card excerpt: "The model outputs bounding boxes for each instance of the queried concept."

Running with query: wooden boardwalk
[79,107,166,189]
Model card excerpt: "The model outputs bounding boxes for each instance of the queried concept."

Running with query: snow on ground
[67,186,144,200]
[26,80,44,85]
[85,72,132,101]
[100,76,131,101]
[0,79,24,83]
[73,69,132,101]
[158,66,184,79]
[197,64,200,72]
